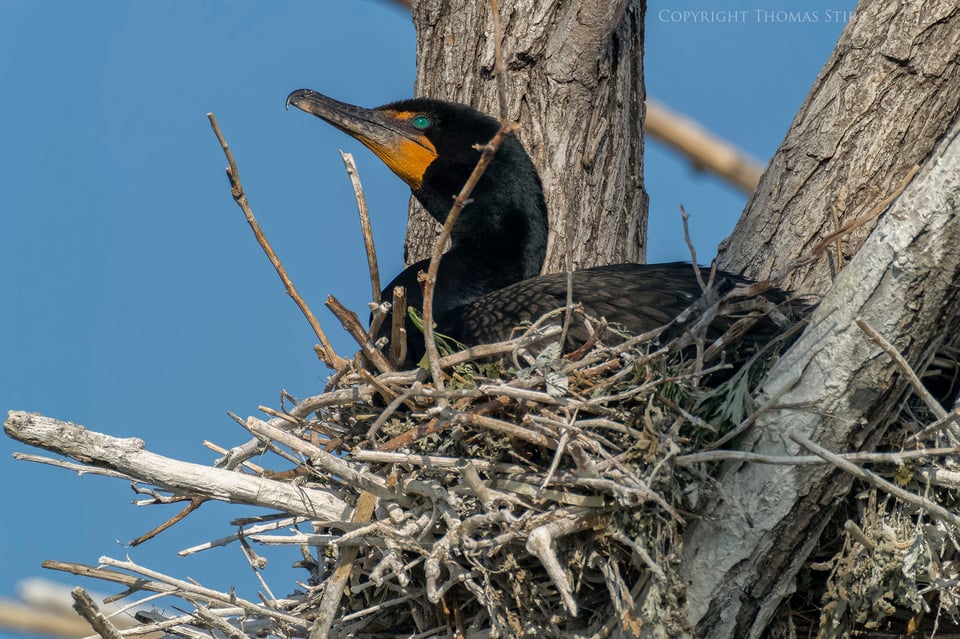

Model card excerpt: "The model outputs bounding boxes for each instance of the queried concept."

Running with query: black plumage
[287,89,786,367]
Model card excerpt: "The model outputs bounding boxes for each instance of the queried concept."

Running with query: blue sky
[1,1,853,635]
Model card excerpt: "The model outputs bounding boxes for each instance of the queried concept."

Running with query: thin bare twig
[421,125,517,390]
[326,295,393,374]
[420,0,515,389]
[677,446,960,466]
[339,151,381,302]
[680,205,707,292]
[755,164,921,289]
[789,431,960,528]
[906,404,960,445]
[856,316,948,421]
[207,112,348,372]
[129,497,205,547]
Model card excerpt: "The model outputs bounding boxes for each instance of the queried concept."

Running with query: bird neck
[447,198,547,282]
[414,146,550,283]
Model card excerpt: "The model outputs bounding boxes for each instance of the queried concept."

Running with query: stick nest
[208,297,792,638]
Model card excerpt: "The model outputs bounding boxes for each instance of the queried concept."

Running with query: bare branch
[646,100,764,194]
[207,113,348,372]
[789,431,960,528]
[4,411,350,521]
[70,588,122,639]
[339,151,381,302]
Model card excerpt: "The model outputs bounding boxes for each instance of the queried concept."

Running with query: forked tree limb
[207,113,349,372]
[679,112,960,639]
[718,1,960,295]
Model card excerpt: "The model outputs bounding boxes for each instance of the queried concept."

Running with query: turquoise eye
[411,115,432,130]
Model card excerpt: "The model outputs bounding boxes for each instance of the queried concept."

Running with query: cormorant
[286,89,780,367]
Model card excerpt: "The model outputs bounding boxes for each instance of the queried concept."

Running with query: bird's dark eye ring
[411,115,432,130]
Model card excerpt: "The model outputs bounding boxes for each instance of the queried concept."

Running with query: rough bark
[717,1,960,295]
[407,0,646,273]
[404,1,960,635]
[680,113,960,638]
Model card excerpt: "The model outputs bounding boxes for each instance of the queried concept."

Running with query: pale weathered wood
[407,0,645,273]
[3,411,352,522]
[680,113,960,638]
[645,99,764,194]
[718,1,960,295]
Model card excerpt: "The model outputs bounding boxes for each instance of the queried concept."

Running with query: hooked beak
[286,89,437,190]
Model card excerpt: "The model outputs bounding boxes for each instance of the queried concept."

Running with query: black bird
[287,89,777,366]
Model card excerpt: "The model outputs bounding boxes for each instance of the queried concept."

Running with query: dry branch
[70,588,122,639]
[421,124,517,389]
[339,151,381,302]
[4,412,350,522]
[646,99,764,194]
[207,113,348,372]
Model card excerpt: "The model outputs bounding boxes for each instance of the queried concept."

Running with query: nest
[228,309,773,638]
[5,282,800,639]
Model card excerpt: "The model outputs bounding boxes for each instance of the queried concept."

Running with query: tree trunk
[407,0,647,273]
[408,0,960,636]
[682,113,960,637]
[717,1,960,295]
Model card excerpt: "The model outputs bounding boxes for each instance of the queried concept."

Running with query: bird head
[286,89,547,275]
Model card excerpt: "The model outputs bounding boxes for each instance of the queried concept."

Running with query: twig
[421,124,517,389]
[756,164,920,289]
[11,453,137,480]
[457,412,557,448]
[98,556,306,629]
[203,441,264,474]
[71,588,122,639]
[366,385,420,441]
[4,411,350,521]
[389,286,408,367]
[856,317,948,420]
[129,497,205,547]
[325,295,393,373]
[420,0,515,390]
[43,560,304,632]
[680,205,707,292]
[677,446,960,466]
[191,603,252,639]
[704,376,799,450]
[339,151,381,302]
[843,520,876,551]
[310,491,380,639]
[906,404,960,445]
[242,416,400,502]
[789,431,960,528]
[526,509,603,615]
[179,517,308,556]
[206,112,348,372]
